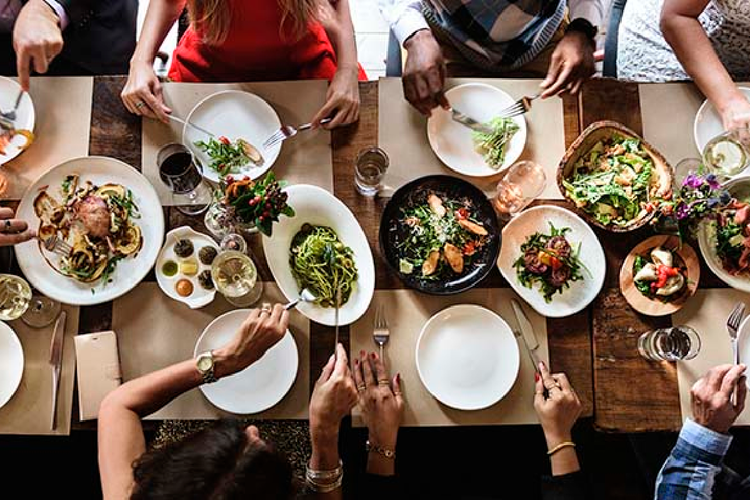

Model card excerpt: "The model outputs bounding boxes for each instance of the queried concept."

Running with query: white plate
[698,177,750,293]
[15,156,165,306]
[694,86,750,154]
[195,309,298,414]
[497,205,606,318]
[427,83,527,177]
[0,322,23,409]
[0,76,35,166]
[183,90,282,183]
[156,226,219,309]
[736,315,750,389]
[416,304,519,410]
[262,184,375,326]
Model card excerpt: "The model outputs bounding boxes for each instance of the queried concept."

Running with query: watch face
[197,355,213,372]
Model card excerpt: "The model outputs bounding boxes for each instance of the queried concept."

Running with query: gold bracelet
[366,440,396,459]
[547,441,576,456]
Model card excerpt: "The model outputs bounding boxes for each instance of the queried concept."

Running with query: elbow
[659,14,677,44]
[98,388,126,426]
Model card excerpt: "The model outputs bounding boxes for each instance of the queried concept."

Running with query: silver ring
[259,302,272,314]
[135,101,146,109]
[2,220,10,231]
[357,384,366,392]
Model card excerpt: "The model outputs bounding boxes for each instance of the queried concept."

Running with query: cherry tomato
[219,136,230,145]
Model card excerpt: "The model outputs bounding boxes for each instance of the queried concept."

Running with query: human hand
[309,344,358,445]
[13,0,64,91]
[691,364,746,434]
[0,207,35,246]
[718,93,750,133]
[121,59,172,123]
[312,65,360,129]
[402,30,449,116]
[213,305,289,377]
[352,351,404,450]
[540,31,595,98]
[534,362,582,447]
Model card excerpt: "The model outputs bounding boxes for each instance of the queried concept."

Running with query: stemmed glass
[21,293,61,328]
[492,161,547,218]
[156,143,212,215]
[211,250,263,307]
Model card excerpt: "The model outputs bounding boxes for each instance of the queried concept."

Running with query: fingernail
[371,353,376,359]
[329,354,335,363]
[360,350,365,357]
[535,373,540,382]
[396,373,401,383]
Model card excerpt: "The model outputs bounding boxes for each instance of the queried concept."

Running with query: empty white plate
[694,86,750,154]
[0,322,23,409]
[427,83,527,177]
[195,309,298,414]
[416,304,519,410]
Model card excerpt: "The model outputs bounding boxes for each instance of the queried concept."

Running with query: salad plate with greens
[427,83,527,177]
[497,205,605,318]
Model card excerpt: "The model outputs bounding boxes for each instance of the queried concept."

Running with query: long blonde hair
[188,0,319,45]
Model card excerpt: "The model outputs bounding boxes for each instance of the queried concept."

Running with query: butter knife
[511,299,542,373]
[49,310,66,430]
[334,286,341,353]
[449,107,494,135]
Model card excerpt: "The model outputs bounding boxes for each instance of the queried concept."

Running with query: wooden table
[21,75,697,433]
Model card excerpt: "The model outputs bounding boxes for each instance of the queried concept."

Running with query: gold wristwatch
[196,351,218,384]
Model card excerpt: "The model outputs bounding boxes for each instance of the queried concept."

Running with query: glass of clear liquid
[355,147,389,196]
[211,250,263,307]
[702,130,750,178]
[21,293,61,328]
[637,325,701,361]
[493,160,546,217]
[0,274,31,321]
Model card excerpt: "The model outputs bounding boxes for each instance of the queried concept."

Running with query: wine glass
[21,293,61,328]
[156,143,212,215]
[211,250,263,307]
[493,161,547,217]
[0,274,31,321]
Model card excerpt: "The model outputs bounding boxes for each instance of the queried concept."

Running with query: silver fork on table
[39,235,72,256]
[263,118,332,149]
[373,303,390,359]
[495,93,540,119]
[1,89,23,122]
[727,302,745,405]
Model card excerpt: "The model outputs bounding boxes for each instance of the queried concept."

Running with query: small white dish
[0,321,24,409]
[694,86,750,154]
[156,226,219,309]
[497,205,606,318]
[183,90,282,183]
[0,76,34,166]
[262,184,375,326]
[733,314,750,389]
[195,309,298,414]
[416,304,519,410]
[427,83,527,177]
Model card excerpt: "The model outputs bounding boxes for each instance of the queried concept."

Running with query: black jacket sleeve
[359,473,405,500]
[541,472,589,500]
[54,0,97,26]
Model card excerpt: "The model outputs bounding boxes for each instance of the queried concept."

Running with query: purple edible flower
[705,173,721,190]
[682,174,703,189]
[676,203,691,220]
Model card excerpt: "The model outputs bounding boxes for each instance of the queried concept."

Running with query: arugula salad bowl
[557,121,673,233]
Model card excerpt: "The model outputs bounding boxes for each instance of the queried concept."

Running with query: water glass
[156,143,212,215]
[0,274,31,321]
[493,161,546,217]
[355,147,389,196]
[637,325,701,361]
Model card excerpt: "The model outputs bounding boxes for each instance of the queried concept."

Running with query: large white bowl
[195,310,298,414]
[262,185,375,326]
[183,90,282,183]
[694,86,750,154]
[0,321,23,409]
[15,156,165,306]
[0,76,34,166]
[497,205,606,318]
[427,83,527,177]
[416,304,519,410]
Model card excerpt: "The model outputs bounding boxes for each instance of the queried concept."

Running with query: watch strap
[197,351,218,384]
[566,18,598,43]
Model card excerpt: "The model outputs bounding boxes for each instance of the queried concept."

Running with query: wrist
[368,433,398,451]
[716,91,750,116]
[33,0,61,24]
[211,347,240,379]
[544,431,572,448]
[403,29,432,51]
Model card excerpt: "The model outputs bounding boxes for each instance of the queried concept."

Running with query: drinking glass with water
[637,325,701,361]
[355,147,389,196]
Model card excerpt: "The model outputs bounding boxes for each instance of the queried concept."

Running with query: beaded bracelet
[366,440,396,459]
[547,441,576,456]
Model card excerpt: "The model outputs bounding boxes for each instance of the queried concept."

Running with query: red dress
[169,0,366,82]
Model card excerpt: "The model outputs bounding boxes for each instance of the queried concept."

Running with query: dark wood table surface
[19,75,709,433]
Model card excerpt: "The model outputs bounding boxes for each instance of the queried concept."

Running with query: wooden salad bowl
[557,120,674,233]
[619,235,700,316]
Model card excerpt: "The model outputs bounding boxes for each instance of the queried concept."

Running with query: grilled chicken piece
[75,195,111,238]
[422,250,440,276]
[238,138,264,166]
[457,219,488,236]
[428,194,446,218]
[443,243,464,273]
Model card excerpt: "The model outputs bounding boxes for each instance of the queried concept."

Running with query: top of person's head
[130,419,294,500]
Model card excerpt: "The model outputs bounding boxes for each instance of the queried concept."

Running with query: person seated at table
[655,363,748,499]
[121,0,365,130]
[617,0,750,132]
[377,0,605,116]
[0,0,137,91]
[97,303,360,499]
[0,207,34,246]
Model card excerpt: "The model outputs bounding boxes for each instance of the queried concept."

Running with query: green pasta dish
[472,117,519,169]
[289,224,358,307]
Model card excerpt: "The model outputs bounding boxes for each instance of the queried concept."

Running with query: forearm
[132,0,185,64]
[309,430,343,500]
[549,447,580,477]
[324,0,358,72]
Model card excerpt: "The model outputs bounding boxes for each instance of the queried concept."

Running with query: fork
[1,89,23,122]
[39,235,72,257]
[263,118,332,149]
[373,303,390,359]
[727,302,745,405]
[495,93,540,120]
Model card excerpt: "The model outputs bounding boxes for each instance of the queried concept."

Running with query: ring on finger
[0,220,10,232]
[135,101,146,109]
[357,384,366,393]
[260,302,272,314]
[378,379,390,386]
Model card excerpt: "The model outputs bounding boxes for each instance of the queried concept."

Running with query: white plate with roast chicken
[15,156,164,305]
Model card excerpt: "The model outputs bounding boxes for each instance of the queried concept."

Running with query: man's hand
[402,30,449,116]
[540,31,595,98]
[691,364,747,434]
[13,0,64,91]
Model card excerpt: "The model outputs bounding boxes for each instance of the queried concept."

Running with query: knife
[449,107,494,135]
[511,299,542,374]
[334,286,341,354]
[48,310,66,430]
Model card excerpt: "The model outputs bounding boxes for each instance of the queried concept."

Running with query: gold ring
[357,384,366,392]
[378,380,390,386]
[135,101,146,109]
[260,303,272,314]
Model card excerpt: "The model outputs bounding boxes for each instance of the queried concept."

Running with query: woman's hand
[353,351,403,450]
[310,344,359,443]
[213,304,289,378]
[718,92,750,133]
[121,59,172,123]
[534,361,582,447]
[0,207,35,246]
[312,66,360,129]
